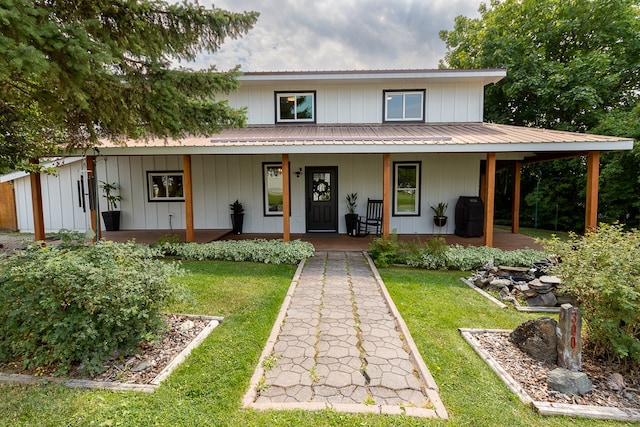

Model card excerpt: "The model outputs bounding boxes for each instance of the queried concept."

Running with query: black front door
[305,167,338,233]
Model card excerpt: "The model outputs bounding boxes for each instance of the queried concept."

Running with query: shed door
[305,167,338,233]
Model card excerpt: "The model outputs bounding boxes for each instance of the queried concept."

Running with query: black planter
[102,211,121,231]
[345,213,359,236]
[433,215,448,228]
[231,213,244,234]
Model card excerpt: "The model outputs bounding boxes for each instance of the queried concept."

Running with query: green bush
[0,241,183,375]
[370,233,544,271]
[368,233,402,267]
[543,224,640,362]
[440,245,543,271]
[159,239,314,264]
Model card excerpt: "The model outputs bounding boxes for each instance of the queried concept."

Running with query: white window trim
[275,91,316,123]
[383,90,425,122]
[147,171,185,202]
[263,162,286,216]
[393,161,421,216]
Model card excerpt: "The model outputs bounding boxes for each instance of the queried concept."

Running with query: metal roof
[95,123,633,157]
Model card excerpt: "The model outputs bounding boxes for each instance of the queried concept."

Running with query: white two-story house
[1,69,633,246]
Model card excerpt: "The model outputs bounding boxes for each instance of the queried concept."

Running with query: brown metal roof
[97,123,633,156]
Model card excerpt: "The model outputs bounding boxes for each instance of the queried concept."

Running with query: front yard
[0,261,630,426]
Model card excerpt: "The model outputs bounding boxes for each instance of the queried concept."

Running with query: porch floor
[101,228,542,251]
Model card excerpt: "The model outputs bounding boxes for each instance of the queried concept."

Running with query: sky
[189,0,483,72]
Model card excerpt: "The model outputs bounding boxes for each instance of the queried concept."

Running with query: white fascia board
[0,156,84,182]
[91,140,633,156]
[239,70,507,85]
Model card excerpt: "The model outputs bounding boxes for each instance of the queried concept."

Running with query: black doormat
[303,232,339,238]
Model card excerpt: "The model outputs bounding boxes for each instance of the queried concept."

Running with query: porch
[100,227,542,252]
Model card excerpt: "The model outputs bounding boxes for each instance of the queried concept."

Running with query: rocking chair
[358,198,383,236]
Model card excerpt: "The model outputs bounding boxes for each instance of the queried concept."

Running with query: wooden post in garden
[557,303,582,371]
[29,158,46,242]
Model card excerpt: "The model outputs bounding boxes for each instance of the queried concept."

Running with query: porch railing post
[29,158,45,242]
[282,154,290,242]
[483,153,496,247]
[585,151,600,232]
[512,161,521,234]
[382,153,391,238]
[183,155,194,242]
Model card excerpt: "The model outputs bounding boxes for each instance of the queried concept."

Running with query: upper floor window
[276,91,316,123]
[383,90,425,122]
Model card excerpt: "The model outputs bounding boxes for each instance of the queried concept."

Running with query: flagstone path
[243,251,448,418]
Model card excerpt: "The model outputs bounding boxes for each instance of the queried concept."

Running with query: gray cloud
[188,0,482,71]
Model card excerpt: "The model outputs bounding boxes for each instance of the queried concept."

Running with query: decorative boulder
[548,368,592,395]
[509,317,558,363]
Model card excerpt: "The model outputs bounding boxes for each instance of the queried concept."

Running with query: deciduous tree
[440,0,640,231]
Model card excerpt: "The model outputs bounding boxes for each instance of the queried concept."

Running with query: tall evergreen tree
[0,0,258,172]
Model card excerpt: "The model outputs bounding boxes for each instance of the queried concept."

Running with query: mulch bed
[473,331,640,409]
[0,314,210,385]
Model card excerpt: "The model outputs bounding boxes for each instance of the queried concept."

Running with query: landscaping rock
[608,373,626,392]
[539,275,562,285]
[489,278,511,288]
[179,320,195,332]
[547,368,592,395]
[133,360,155,372]
[528,278,554,293]
[509,317,558,363]
[526,292,558,307]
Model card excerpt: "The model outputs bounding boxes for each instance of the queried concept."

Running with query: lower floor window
[263,163,286,215]
[393,161,421,215]
[147,171,184,201]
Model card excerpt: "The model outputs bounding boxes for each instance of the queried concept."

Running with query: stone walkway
[243,251,448,418]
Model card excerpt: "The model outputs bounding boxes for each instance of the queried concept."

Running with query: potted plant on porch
[345,193,359,236]
[230,199,245,234]
[431,202,448,228]
[100,181,122,231]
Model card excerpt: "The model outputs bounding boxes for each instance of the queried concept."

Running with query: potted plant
[230,199,245,234]
[431,202,448,228]
[100,181,123,231]
[345,193,359,236]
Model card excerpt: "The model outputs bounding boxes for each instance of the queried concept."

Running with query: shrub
[0,241,184,375]
[542,224,640,362]
[371,233,544,271]
[368,233,402,268]
[441,245,543,271]
[405,237,449,270]
[159,239,314,264]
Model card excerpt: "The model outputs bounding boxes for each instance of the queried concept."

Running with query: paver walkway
[243,251,448,418]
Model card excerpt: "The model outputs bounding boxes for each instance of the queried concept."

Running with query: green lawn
[0,261,630,426]
[495,224,571,241]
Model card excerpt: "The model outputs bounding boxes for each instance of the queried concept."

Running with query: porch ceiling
[95,123,633,157]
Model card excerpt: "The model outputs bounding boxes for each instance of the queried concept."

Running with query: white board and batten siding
[12,159,92,233]
[11,154,482,235]
[224,82,485,125]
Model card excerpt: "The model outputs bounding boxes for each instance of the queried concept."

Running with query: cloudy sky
[190,0,483,71]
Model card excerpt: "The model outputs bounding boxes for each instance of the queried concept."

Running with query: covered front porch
[101,227,542,252]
